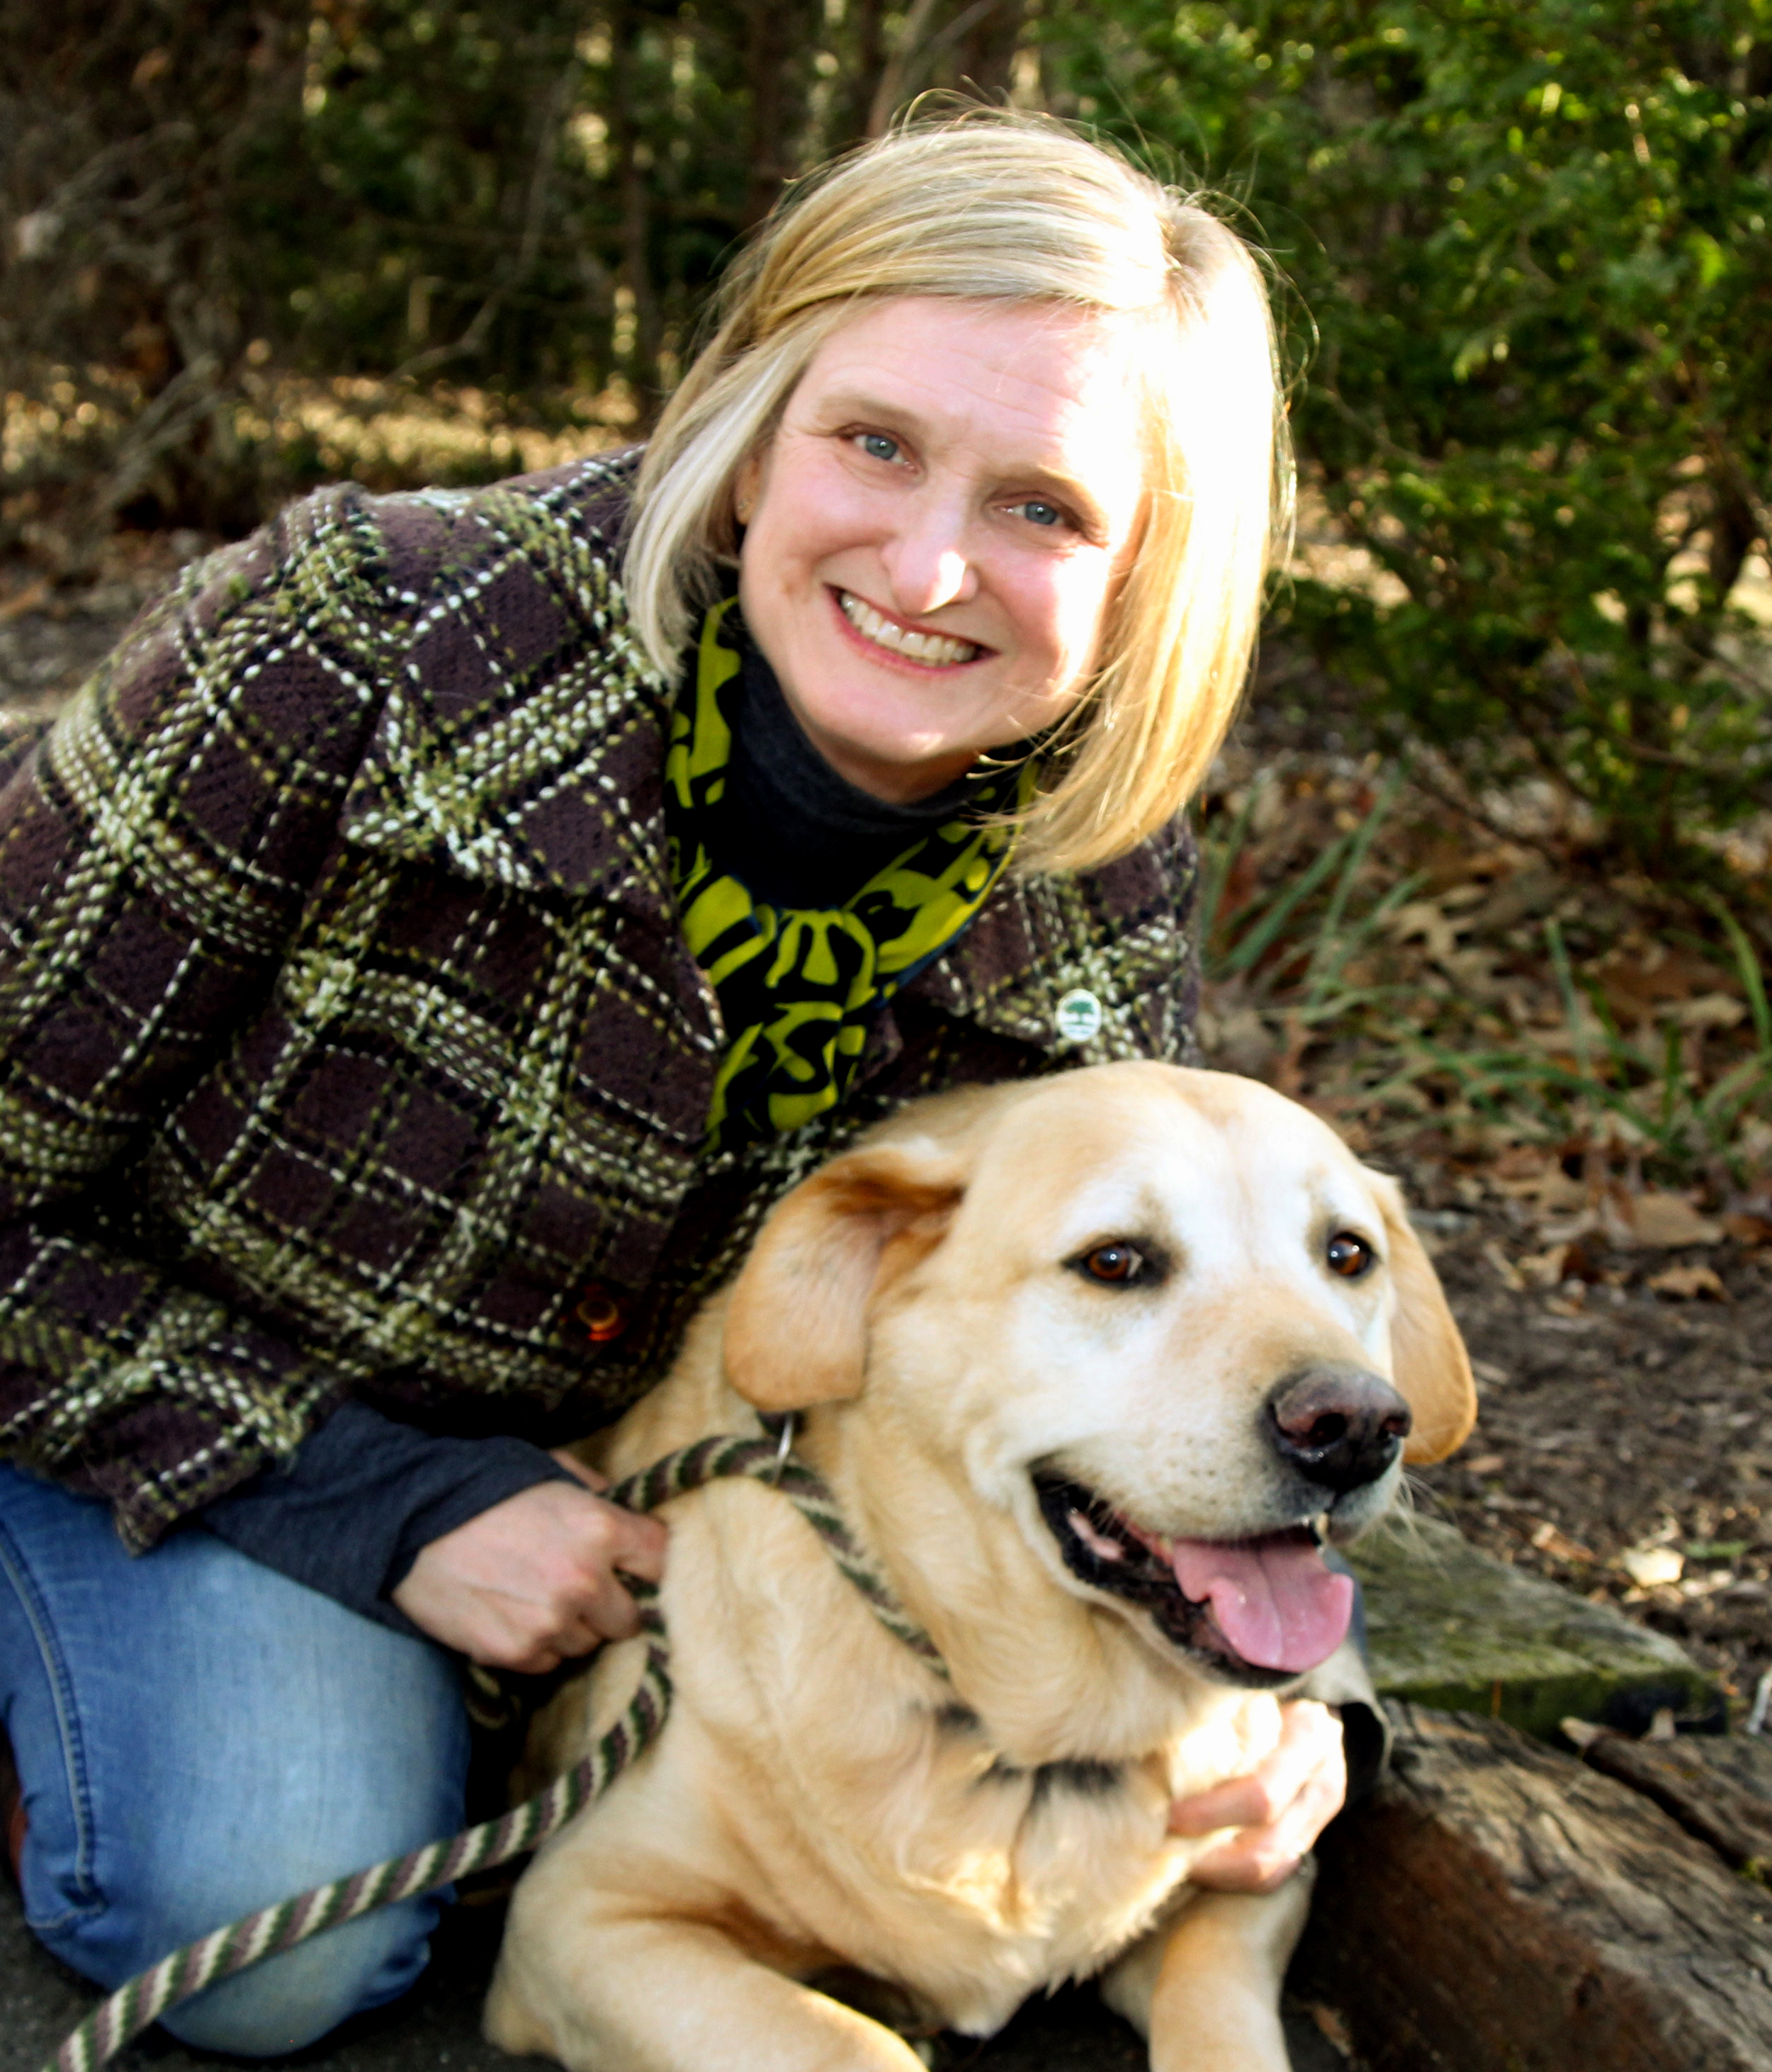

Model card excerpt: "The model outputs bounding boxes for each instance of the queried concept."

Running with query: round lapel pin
[1054,988,1103,1045]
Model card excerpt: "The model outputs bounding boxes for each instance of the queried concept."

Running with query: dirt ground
[4,544,1771,1724]
[1384,1186,1772,1714]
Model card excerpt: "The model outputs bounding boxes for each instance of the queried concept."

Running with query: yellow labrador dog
[487,1062,1475,2072]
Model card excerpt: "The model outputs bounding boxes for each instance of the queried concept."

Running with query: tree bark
[1292,1705,1772,2072]
[607,0,662,405]
[953,0,1025,106]
[840,0,891,149]
[743,0,806,228]
[1563,1718,1772,1877]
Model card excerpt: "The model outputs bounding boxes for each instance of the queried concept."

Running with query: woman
[0,113,1356,2056]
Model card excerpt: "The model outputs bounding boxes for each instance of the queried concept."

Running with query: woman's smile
[833,587,985,668]
[735,296,1149,803]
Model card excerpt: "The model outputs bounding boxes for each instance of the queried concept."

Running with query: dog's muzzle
[1263,1365,1411,1496]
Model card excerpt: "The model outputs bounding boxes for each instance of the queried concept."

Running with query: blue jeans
[0,1463,471,2055]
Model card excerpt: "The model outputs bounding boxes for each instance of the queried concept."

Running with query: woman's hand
[1167,1699,1347,1892]
[391,1453,667,1673]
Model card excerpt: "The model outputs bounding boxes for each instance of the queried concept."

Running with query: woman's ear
[1368,1171,1479,1463]
[732,450,762,528]
[723,1140,966,1413]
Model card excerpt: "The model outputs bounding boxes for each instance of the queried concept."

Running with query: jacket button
[573,1282,629,1345]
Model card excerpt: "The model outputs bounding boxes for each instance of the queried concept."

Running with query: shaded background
[4,0,1770,883]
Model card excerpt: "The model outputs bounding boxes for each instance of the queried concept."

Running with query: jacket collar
[337,454,681,919]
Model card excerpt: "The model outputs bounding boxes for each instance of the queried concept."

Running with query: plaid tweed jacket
[0,449,1200,1550]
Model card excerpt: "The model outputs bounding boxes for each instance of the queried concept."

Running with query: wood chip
[1529,1519,1596,1563]
[1621,1544,1685,1587]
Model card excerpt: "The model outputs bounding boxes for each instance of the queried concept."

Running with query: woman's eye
[1078,1242,1146,1285]
[1326,1231,1376,1279]
[1012,499,1064,528]
[859,432,901,463]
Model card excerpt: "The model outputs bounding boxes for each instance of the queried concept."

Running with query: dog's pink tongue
[1168,1537,1353,1674]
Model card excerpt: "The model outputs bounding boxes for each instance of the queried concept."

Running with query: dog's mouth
[1033,1475,1355,1687]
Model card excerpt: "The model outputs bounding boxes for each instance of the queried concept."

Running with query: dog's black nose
[1265,1367,1411,1495]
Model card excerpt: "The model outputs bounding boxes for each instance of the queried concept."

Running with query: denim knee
[152,1896,441,2056]
[0,1464,471,2052]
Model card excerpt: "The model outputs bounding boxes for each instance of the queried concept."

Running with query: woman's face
[735,298,1149,803]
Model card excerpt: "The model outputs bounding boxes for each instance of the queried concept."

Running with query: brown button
[572,1281,629,1346]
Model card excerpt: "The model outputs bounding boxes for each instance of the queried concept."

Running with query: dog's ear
[1369,1172,1478,1463]
[723,1141,966,1412]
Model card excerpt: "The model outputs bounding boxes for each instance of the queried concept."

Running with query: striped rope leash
[45,1428,944,2072]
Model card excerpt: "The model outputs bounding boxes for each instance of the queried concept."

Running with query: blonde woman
[0,113,1359,2053]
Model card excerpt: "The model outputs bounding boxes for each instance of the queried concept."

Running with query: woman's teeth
[839,590,979,666]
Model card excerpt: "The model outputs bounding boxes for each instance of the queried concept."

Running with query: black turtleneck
[706,633,1008,908]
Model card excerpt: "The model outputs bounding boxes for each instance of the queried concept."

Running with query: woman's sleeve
[197,1399,585,1630]
[0,493,400,1549]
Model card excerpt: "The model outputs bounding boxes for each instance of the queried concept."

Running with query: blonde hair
[624,109,1290,876]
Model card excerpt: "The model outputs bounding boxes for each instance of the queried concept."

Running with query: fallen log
[1562,1718,1772,1879]
[1292,1704,1772,2072]
[1350,1517,1719,1740]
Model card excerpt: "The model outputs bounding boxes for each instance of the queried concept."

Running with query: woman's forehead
[784,297,1149,508]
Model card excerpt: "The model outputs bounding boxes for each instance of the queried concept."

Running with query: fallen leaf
[0,575,51,624]
[1724,1212,1772,1249]
[1625,1192,1725,1248]
[1516,1244,1563,1287]
[1195,995,1278,1078]
[1482,1239,1525,1292]
[1673,991,1749,1033]
[1530,1519,1596,1563]
[1466,1452,1506,1475]
[1382,899,1462,962]
[1489,1147,1588,1217]
[1596,943,1734,1021]
[1647,1262,1726,1300]
[1621,1545,1685,1588]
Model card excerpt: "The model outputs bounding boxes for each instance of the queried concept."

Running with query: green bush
[4,2,1768,894]
[1039,0,1772,884]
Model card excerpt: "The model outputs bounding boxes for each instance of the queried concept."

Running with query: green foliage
[1425,913,1772,1181]
[0,0,1029,548]
[1038,0,1772,882]
[3,1,1768,892]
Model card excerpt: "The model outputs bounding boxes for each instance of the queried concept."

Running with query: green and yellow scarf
[666,600,1034,1150]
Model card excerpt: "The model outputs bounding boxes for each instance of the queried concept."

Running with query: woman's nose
[881,499,978,617]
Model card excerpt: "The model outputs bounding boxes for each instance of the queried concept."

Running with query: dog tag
[1054,988,1103,1044]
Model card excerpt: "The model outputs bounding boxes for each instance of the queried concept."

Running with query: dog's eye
[1078,1242,1146,1285]
[1326,1231,1376,1279]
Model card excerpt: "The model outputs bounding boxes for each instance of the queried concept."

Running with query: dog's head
[722,1062,1475,1694]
